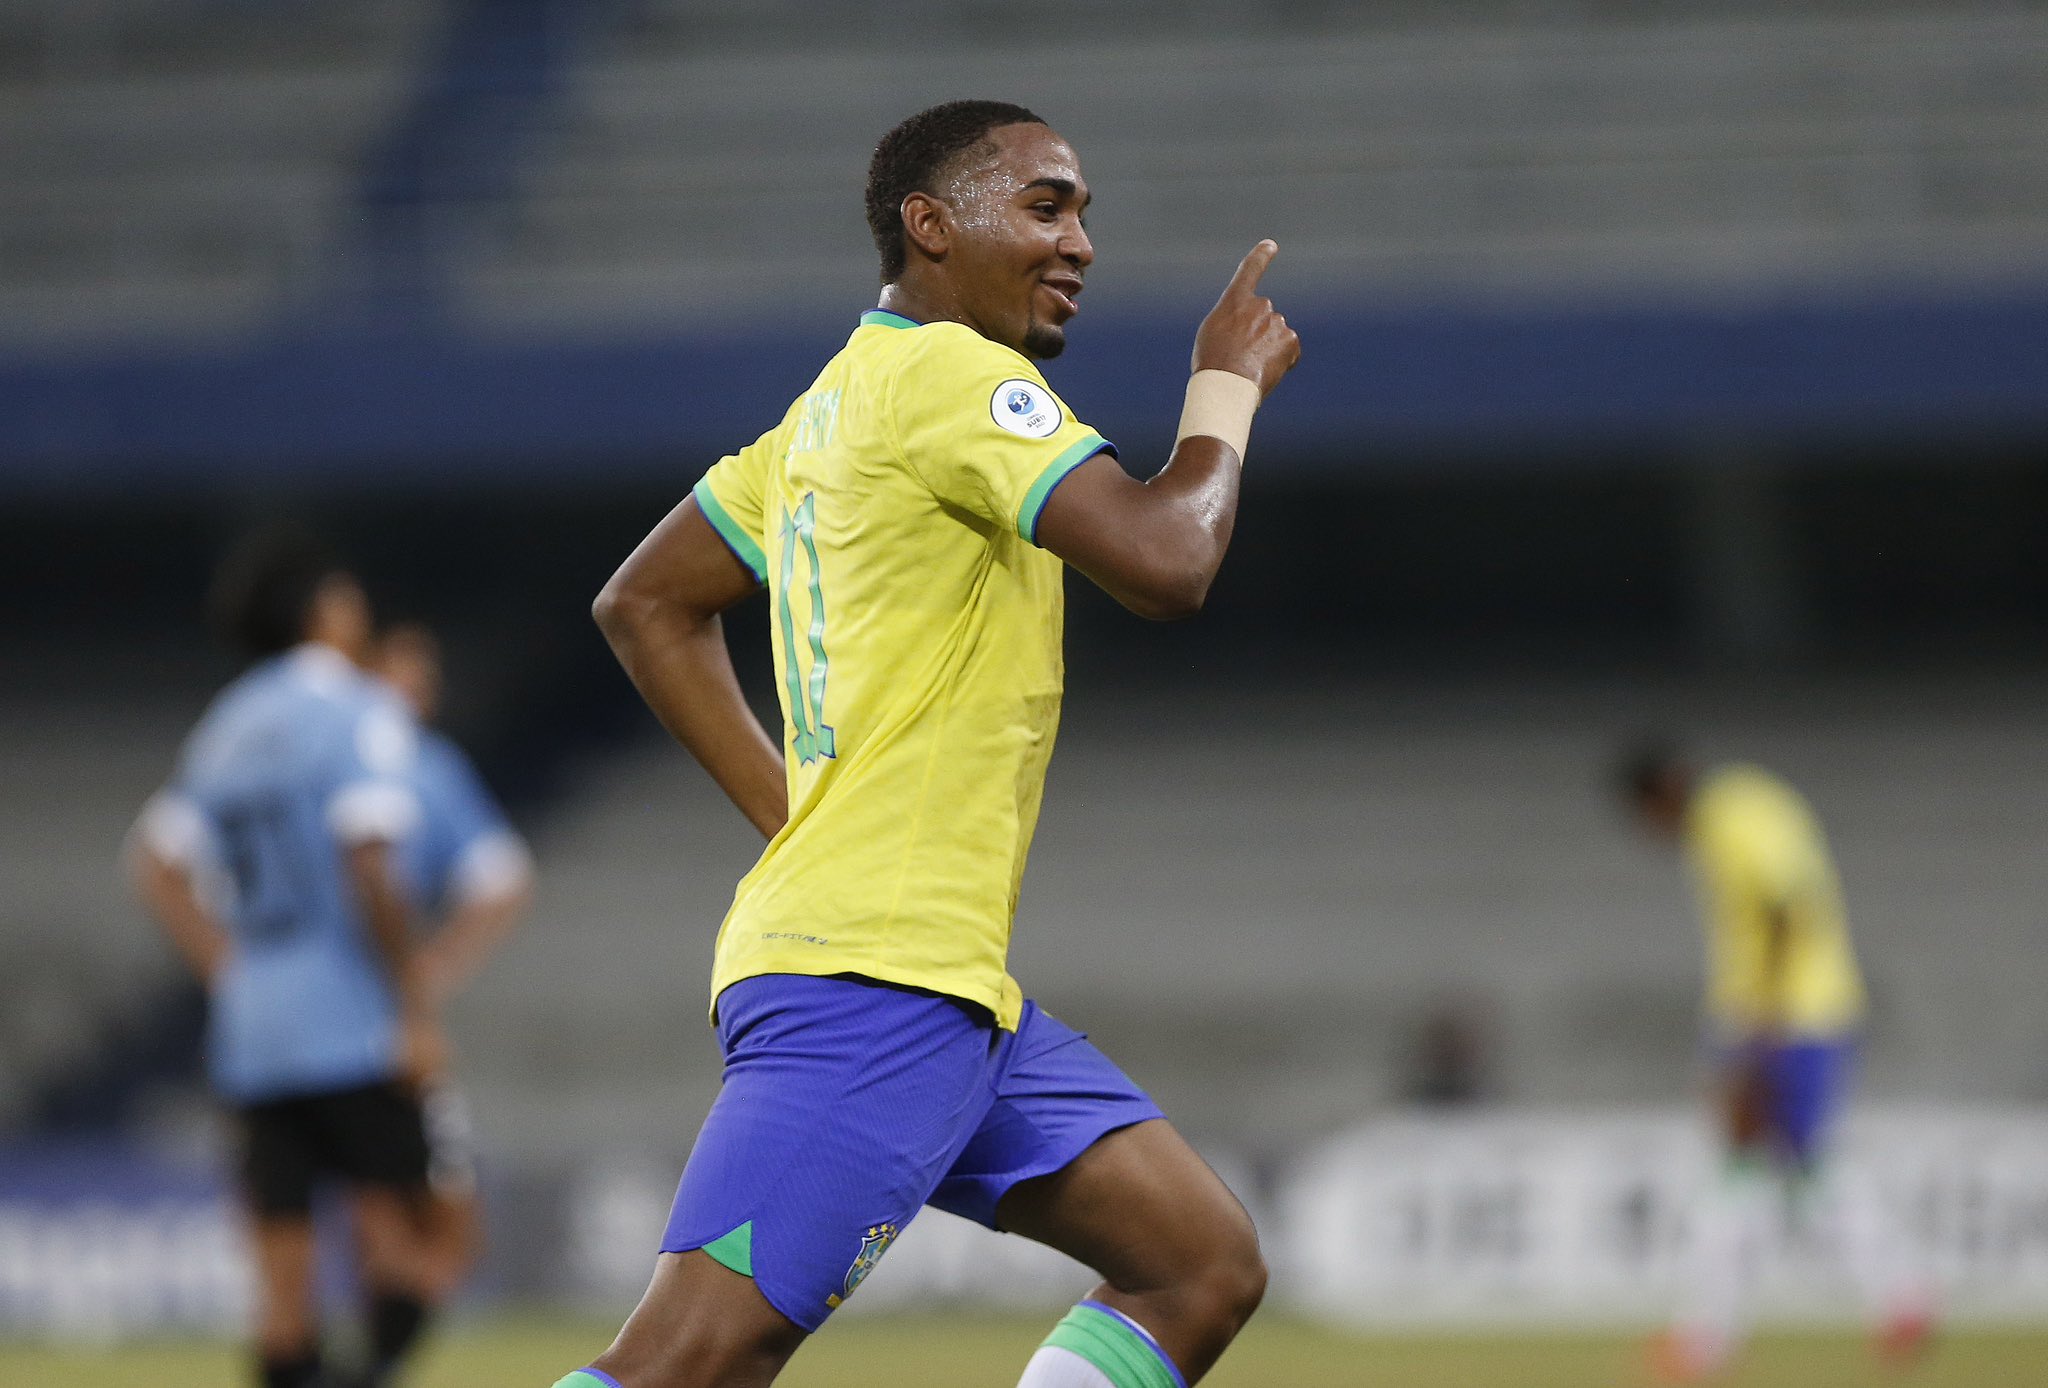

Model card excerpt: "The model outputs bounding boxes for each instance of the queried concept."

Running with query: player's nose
[1061,220,1094,269]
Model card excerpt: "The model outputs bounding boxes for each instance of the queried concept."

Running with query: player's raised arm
[1035,239,1300,620]
[594,496,789,839]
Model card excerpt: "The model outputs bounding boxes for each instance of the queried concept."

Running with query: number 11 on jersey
[778,493,836,764]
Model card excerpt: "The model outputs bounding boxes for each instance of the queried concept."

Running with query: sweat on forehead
[935,123,1061,192]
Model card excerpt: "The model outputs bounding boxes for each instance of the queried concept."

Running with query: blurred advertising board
[1281,1108,2048,1327]
[6,1110,2045,1338]
[0,1143,244,1340]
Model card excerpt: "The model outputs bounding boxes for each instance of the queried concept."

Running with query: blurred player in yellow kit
[1621,744,1935,1381]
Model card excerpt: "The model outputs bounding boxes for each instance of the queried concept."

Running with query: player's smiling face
[940,123,1093,360]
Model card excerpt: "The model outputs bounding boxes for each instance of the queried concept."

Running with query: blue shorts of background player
[1724,1033,1857,1168]
[661,972,1165,1331]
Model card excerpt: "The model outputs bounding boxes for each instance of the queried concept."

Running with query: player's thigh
[238,1093,327,1331]
[594,1250,807,1388]
[239,1096,322,1224]
[316,1082,436,1282]
[422,1186,481,1266]
[353,1184,434,1287]
[321,1080,434,1196]
[994,1117,1262,1297]
[664,977,999,1327]
[930,1000,1253,1295]
[247,1214,319,1348]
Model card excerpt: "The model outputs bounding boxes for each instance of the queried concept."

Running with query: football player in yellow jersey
[559,101,1297,1388]
[1622,744,1934,1381]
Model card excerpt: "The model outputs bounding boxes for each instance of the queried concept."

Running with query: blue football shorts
[660,972,1163,1331]
[1723,1033,1857,1166]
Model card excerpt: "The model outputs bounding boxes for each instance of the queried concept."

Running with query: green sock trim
[1042,1304,1179,1388]
[551,1374,616,1388]
[699,1220,755,1277]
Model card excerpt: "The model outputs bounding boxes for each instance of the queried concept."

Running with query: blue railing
[3,285,2045,489]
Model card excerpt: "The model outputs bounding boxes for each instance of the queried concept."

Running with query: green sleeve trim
[692,478,767,581]
[1041,1303,1181,1388]
[699,1220,755,1278]
[1016,433,1114,544]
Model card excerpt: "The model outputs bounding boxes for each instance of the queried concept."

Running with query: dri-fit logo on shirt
[777,491,837,764]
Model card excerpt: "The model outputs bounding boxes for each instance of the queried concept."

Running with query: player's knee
[594,1326,799,1388]
[1186,1212,1266,1331]
[1216,1230,1269,1325]
[594,1301,804,1388]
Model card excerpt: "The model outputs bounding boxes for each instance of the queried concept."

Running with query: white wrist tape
[1175,369,1261,462]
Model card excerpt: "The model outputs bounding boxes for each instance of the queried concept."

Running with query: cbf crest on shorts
[825,1221,901,1309]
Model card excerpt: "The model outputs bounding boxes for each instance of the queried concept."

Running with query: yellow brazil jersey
[689,309,1115,1030]
[1683,764,1867,1039]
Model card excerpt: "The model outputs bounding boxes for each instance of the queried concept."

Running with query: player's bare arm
[594,498,788,839]
[129,844,231,985]
[416,874,534,1008]
[1037,241,1299,619]
[347,840,445,1086]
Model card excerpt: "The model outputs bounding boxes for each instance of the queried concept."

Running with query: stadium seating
[457,3,2048,324]
[3,1,2045,345]
[13,651,2048,1160]
[0,0,437,344]
[448,677,2048,1165]
[0,675,204,1131]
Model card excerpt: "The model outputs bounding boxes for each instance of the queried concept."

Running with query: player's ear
[900,191,950,263]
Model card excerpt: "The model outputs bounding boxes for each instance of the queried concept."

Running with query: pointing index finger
[1227,239,1279,296]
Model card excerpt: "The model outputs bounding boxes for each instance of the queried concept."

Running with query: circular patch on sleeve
[989,379,1063,439]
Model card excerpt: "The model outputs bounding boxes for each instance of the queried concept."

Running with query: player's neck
[299,633,367,671]
[877,278,984,341]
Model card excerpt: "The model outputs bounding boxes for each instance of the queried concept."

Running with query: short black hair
[1616,737,1686,803]
[207,524,348,659]
[865,99,1046,283]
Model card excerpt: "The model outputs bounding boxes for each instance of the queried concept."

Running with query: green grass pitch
[6,1314,2043,1386]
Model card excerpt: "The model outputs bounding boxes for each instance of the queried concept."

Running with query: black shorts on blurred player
[239,1079,432,1217]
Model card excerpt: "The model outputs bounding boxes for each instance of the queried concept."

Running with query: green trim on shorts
[1041,1303,1180,1388]
[700,1219,755,1278]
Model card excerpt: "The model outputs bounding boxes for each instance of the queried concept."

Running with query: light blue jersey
[396,730,527,918]
[144,645,422,1103]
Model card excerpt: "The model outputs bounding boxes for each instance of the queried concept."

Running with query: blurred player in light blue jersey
[368,621,535,1303]
[1621,742,1935,1382]
[129,530,444,1388]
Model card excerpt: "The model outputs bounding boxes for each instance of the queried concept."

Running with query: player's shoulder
[198,655,281,723]
[881,317,1041,388]
[179,660,275,769]
[191,653,324,743]
[1692,763,1807,833]
[181,653,357,784]
[413,726,481,790]
[1711,763,1800,803]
